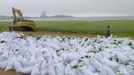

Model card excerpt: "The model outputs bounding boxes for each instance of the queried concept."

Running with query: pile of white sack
[0,32,134,75]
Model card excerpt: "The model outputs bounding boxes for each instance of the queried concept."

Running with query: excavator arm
[12,7,24,23]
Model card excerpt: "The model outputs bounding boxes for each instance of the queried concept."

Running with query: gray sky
[0,0,134,17]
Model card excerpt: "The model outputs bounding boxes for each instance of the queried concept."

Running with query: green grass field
[0,20,134,37]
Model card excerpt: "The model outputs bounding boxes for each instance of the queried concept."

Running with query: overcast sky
[0,0,134,17]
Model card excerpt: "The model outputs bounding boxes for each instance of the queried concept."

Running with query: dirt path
[1,30,97,37]
[23,31,96,37]
[0,69,28,75]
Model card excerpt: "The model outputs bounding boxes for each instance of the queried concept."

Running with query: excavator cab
[12,7,36,31]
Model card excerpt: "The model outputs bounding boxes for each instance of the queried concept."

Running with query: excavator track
[12,26,35,31]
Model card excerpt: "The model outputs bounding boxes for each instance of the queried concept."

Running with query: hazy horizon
[0,0,134,17]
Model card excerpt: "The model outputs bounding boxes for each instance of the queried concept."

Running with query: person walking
[106,26,111,38]
[9,22,13,32]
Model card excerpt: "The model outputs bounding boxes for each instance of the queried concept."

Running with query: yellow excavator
[12,7,36,31]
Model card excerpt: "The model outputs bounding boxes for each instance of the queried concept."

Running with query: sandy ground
[0,69,28,75]
[22,31,96,37]
[1,30,96,37]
